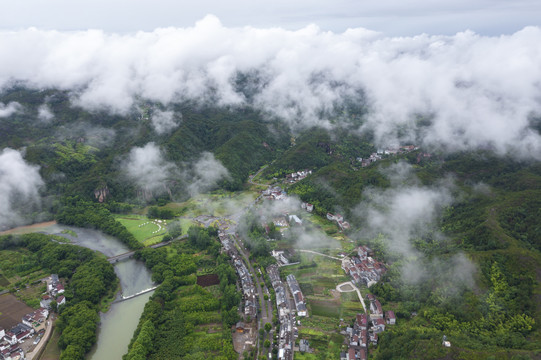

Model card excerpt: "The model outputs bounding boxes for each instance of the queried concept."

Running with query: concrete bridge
[112,286,158,303]
[106,237,185,263]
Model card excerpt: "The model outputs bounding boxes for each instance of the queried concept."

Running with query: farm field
[0,247,49,307]
[163,191,257,218]
[281,251,361,358]
[0,294,34,330]
[281,252,349,299]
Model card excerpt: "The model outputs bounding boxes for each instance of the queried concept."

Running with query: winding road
[248,165,269,186]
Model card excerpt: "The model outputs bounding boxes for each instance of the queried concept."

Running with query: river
[41,224,154,360]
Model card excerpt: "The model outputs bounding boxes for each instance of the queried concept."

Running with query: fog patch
[0,148,44,229]
[185,152,230,197]
[122,142,178,195]
[354,162,474,288]
[151,109,181,135]
[55,122,116,148]
[37,104,54,123]
[0,102,21,118]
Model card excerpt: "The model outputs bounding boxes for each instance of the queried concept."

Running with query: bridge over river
[112,286,159,303]
[107,235,187,263]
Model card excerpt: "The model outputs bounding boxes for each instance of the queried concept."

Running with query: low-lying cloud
[0,148,44,229]
[0,102,21,118]
[151,109,180,135]
[354,162,474,288]
[1,17,540,157]
[185,152,230,196]
[37,104,54,123]
[122,142,178,195]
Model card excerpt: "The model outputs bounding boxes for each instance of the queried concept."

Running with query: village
[0,274,64,360]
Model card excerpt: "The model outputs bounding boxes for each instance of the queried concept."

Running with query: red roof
[356,314,367,326]
[386,310,396,319]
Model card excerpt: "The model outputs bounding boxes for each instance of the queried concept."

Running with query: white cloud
[122,142,177,194]
[353,162,475,288]
[151,109,180,134]
[0,102,21,117]
[0,148,44,229]
[0,20,540,157]
[186,152,230,196]
[37,104,54,122]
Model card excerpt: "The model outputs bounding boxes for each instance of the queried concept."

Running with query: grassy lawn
[114,215,167,245]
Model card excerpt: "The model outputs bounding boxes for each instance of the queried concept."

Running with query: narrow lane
[299,249,342,261]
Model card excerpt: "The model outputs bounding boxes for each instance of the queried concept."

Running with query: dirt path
[336,281,367,314]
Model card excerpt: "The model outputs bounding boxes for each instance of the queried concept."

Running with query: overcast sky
[3,0,541,35]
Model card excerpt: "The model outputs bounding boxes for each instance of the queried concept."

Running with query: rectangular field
[0,294,34,330]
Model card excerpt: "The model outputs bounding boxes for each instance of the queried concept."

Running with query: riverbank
[0,221,57,235]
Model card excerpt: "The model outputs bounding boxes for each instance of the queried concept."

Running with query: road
[26,319,53,360]
[299,249,342,261]
[248,165,269,186]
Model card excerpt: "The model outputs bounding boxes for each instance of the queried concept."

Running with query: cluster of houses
[271,213,303,228]
[286,274,307,317]
[341,304,396,360]
[285,170,312,184]
[357,145,419,167]
[218,230,257,319]
[270,250,296,267]
[267,265,295,360]
[327,213,351,231]
[342,246,386,287]
[262,186,287,201]
[39,274,65,309]
[1,308,48,360]
[300,202,314,213]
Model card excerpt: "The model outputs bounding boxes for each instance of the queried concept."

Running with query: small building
[40,295,52,309]
[369,332,378,345]
[386,310,396,325]
[372,318,385,333]
[288,215,302,226]
[356,314,367,330]
[299,339,309,352]
[236,322,245,333]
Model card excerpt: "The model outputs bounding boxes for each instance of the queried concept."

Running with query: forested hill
[0,88,290,208]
